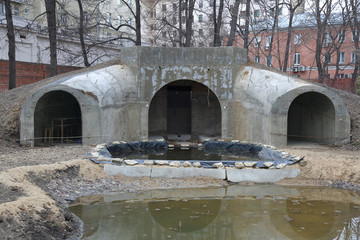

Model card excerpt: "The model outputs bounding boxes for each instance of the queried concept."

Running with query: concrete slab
[104,165,151,177]
[227,168,300,183]
[151,167,226,179]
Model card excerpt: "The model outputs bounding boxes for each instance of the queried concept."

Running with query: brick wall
[0,60,81,92]
[310,78,358,93]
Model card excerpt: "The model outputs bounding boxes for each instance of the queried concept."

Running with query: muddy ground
[0,142,360,239]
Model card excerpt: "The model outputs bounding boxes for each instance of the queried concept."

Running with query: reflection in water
[69,186,360,240]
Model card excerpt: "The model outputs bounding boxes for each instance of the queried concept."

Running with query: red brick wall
[0,60,81,92]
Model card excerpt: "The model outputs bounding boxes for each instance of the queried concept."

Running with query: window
[278,7,283,15]
[173,3,177,11]
[324,32,332,44]
[128,0,131,5]
[172,16,177,24]
[107,32,112,40]
[182,15,185,23]
[106,12,111,23]
[338,73,345,79]
[162,4,167,11]
[118,15,122,25]
[254,10,260,18]
[61,0,66,2]
[118,0,122,4]
[254,56,260,63]
[83,11,88,23]
[254,36,261,48]
[266,55,272,66]
[352,51,357,63]
[199,0,203,8]
[265,35,271,49]
[162,31,167,38]
[199,14,203,22]
[324,52,331,64]
[173,31,177,37]
[294,52,301,65]
[24,8,29,15]
[337,30,346,42]
[338,52,345,63]
[14,6,19,16]
[1,2,5,14]
[150,10,156,18]
[294,34,301,45]
[199,29,203,36]
[61,13,67,25]
[210,0,214,7]
[352,30,358,41]
[128,18,132,25]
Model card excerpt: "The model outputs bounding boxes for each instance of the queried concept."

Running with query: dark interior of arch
[149,80,221,141]
[287,92,335,145]
[34,91,82,145]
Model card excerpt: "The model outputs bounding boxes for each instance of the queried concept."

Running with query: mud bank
[0,146,360,239]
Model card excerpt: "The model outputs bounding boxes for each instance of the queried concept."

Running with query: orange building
[229,13,359,92]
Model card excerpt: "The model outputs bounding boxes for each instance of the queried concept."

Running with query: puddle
[70,185,360,239]
[123,148,260,161]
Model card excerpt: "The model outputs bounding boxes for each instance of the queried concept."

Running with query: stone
[197,143,203,148]
[143,160,154,165]
[97,156,111,162]
[169,161,181,167]
[183,161,192,167]
[155,160,169,166]
[294,156,303,161]
[213,162,224,168]
[112,158,123,164]
[234,162,245,169]
[299,159,308,167]
[112,141,120,144]
[181,144,190,149]
[168,144,175,148]
[244,161,257,167]
[276,163,286,169]
[125,160,138,166]
[263,162,274,168]
[231,140,240,143]
[90,152,100,158]
[193,162,202,168]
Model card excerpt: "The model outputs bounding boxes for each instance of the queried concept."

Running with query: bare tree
[345,0,360,93]
[185,0,196,47]
[226,0,241,46]
[282,0,304,72]
[213,0,224,46]
[76,0,90,67]
[4,0,16,89]
[45,0,58,76]
[314,0,333,83]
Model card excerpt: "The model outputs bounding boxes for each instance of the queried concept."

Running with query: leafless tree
[45,0,58,76]
[344,0,360,93]
[226,0,241,46]
[4,0,16,89]
[213,0,224,46]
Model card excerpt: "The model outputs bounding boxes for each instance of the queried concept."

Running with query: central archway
[148,80,221,141]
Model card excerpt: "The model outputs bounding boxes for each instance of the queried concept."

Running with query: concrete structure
[19,47,350,146]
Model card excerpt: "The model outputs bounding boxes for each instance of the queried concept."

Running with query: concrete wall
[19,47,351,146]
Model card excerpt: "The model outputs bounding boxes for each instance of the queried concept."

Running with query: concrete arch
[270,85,350,146]
[148,80,222,141]
[20,85,102,145]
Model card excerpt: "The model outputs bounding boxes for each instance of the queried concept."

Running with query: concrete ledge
[151,167,226,179]
[227,168,300,183]
[104,165,151,177]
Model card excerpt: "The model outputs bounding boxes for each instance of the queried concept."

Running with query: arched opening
[34,91,82,145]
[287,92,335,145]
[148,80,221,141]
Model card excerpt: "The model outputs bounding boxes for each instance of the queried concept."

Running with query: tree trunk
[213,0,224,47]
[185,0,195,47]
[282,11,294,72]
[45,0,58,76]
[4,0,16,89]
[179,0,183,46]
[76,0,90,67]
[135,0,141,45]
[227,0,240,46]
[243,0,251,49]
